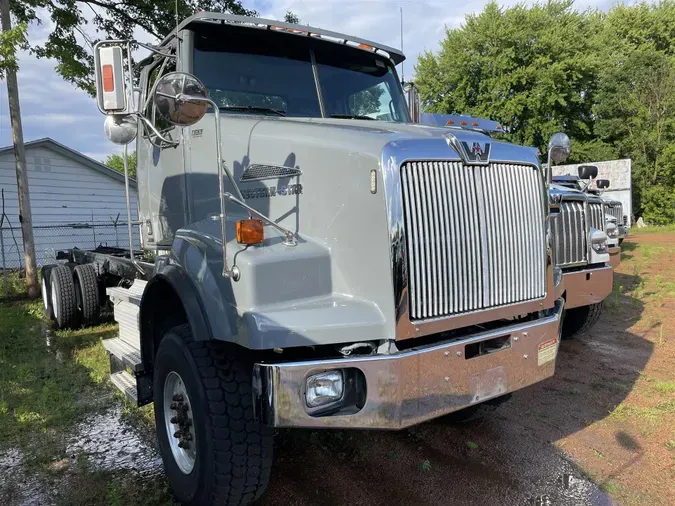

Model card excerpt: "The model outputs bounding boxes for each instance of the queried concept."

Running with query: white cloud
[0,0,642,159]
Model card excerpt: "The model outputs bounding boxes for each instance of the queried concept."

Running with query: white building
[0,138,139,268]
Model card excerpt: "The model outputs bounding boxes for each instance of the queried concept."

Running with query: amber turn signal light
[236,219,264,245]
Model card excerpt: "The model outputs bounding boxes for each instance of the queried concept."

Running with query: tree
[593,2,675,222]
[105,150,137,180]
[284,11,299,24]
[9,0,257,96]
[415,0,601,154]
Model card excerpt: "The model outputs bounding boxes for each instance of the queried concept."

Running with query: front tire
[154,325,274,506]
[561,302,603,339]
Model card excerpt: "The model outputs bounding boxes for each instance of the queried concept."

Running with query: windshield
[193,28,408,122]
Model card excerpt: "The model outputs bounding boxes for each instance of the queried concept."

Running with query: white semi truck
[40,14,566,506]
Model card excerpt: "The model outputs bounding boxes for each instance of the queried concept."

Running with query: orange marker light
[446,120,455,125]
[496,125,503,130]
[460,120,468,126]
[102,64,114,92]
[359,43,374,50]
[236,219,264,245]
[472,121,479,126]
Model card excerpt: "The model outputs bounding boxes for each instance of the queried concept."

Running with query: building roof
[0,138,137,188]
[162,13,406,65]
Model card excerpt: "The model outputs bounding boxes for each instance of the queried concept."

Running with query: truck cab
[550,171,614,338]
[43,13,566,506]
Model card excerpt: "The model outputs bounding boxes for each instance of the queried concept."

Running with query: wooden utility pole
[0,0,39,298]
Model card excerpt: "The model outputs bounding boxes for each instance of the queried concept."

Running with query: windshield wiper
[330,114,376,120]
[219,106,286,116]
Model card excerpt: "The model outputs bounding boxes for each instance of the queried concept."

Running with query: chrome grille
[587,201,605,231]
[553,201,587,267]
[604,202,623,223]
[401,161,546,321]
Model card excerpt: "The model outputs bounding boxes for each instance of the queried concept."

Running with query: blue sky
[0,0,633,162]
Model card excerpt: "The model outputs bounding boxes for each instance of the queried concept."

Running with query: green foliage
[284,11,300,24]
[0,21,28,78]
[415,0,601,150]
[416,0,675,223]
[9,0,257,96]
[104,150,137,180]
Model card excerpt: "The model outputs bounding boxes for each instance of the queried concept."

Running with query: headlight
[306,371,344,408]
[590,229,608,253]
[606,223,618,238]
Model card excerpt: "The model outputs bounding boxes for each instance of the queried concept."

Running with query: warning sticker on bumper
[538,339,558,366]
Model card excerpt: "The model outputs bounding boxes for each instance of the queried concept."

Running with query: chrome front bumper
[608,246,621,268]
[254,299,564,430]
[563,265,613,309]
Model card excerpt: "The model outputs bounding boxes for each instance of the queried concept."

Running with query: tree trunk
[0,0,39,298]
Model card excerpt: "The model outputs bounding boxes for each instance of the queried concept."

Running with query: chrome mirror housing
[548,133,571,164]
[104,114,137,145]
[153,71,209,127]
[546,132,571,185]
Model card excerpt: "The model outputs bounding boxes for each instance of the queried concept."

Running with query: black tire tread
[51,265,77,329]
[562,302,603,339]
[173,324,273,506]
[74,264,100,327]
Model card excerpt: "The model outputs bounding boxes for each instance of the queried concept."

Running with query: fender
[139,263,220,372]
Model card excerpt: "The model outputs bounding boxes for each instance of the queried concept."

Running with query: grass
[0,300,172,506]
[0,301,115,447]
[631,224,675,234]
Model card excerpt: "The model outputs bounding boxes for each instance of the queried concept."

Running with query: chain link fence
[1,222,140,299]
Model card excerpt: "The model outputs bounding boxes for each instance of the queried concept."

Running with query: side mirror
[578,165,598,180]
[104,114,137,145]
[596,179,610,189]
[153,71,209,127]
[94,44,128,113]
[403,81,420,123]
[548,133,571,164]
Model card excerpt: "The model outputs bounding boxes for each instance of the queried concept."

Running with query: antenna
[400,7,404,82]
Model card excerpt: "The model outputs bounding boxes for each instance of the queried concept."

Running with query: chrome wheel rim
[42,277,49,313]
[163,371,196,474]
[51,282,58,320]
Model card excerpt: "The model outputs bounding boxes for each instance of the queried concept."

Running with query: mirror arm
[137,115,179,148]
[142,57,171,113]
[546,148,553,186]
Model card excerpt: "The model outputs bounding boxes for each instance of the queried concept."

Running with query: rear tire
[154,325,274,506]
[73,264,100,327]
[562,302,603,339]
[50,265,78,329]
[41,265,55,320]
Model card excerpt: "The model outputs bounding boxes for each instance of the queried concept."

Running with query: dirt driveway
[1,232,673,506]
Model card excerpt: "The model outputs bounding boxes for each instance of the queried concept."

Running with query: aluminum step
[103,337,143,373]
[107,279,147,306]
[110,370,138,404]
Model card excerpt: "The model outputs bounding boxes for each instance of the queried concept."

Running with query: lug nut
[170,416,179,424]
[184,433,193,441]
[181,403,189,412]
[173,431,182,438]
[170,402,177,410]
[178,441,190,449]
[172,394,184,402]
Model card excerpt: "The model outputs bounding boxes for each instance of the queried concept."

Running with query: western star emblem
[459,140,491,164]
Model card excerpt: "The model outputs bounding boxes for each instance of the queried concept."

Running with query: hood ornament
[445,132,491,165]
